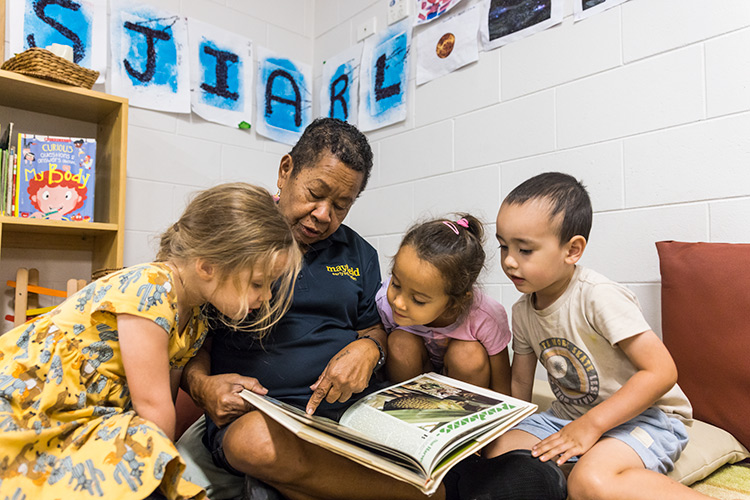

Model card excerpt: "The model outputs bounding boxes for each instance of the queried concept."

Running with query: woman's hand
[182,341,268,426]
[192,372,268,427]
[306,327,385,415]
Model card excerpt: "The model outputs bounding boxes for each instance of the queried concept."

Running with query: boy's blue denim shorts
[513,407,689,474]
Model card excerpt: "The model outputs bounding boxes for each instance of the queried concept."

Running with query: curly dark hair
[398,214,486,318]
[288,118,373,195]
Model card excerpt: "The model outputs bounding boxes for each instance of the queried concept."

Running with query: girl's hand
[532,417,603,465]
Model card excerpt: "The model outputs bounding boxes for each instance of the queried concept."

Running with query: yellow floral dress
[0,263,207,500]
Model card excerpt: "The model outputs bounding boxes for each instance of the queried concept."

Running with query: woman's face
[276,152,364,246]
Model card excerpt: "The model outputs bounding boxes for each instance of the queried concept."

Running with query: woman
[178,118,407,500]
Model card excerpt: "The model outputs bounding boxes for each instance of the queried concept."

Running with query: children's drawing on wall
[188,19,253,129]
[573,0,628,21]
[320,43,363,125]
[358,18,412,133]
[414,0,465,26]
[8,0,107,79]
[479,0,563,51]
[255,46,312,146]
[416,4,480,86]
[108,0,190,113]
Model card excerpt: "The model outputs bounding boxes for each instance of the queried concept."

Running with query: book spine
[0,149,6,216]
[13,135,21,217]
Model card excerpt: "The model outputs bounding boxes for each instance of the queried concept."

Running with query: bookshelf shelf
[0,69,128,283]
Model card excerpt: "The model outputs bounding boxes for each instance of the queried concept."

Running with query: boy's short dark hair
[504,172,592,243]
[288,118,373,195]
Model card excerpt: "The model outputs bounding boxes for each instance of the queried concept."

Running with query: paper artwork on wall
[319,43,363,125]
[416,4,480,86]
[8,0,107,80]
[188,19,253,129]
[479,0,563,51]
[358,18,412,133]
[573,0,629,21]
[255,46,312,146]
[414,0,465,26]
[108,0,190,113]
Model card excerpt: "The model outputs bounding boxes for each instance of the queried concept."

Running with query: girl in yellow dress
[0,183,301,500]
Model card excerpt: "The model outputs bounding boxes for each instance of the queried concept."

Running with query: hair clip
[456,218,469,229]
[443,221,460,235]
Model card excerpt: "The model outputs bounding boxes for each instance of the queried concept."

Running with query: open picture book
[240,373,537,495]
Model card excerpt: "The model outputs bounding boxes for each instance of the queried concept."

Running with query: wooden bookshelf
[0,69,128,278]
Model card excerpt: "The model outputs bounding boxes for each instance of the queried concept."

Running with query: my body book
[15,134,96,221]
[240,372,537,495]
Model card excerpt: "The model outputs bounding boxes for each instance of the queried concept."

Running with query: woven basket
[1,47,99,89]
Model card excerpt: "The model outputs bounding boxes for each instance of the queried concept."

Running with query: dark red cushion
[175,388,203,441]
[657,241,750,450]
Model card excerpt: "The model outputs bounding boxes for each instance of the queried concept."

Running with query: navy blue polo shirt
[209,223,383,413]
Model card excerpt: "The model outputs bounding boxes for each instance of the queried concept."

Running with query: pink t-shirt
[376,277,511,368]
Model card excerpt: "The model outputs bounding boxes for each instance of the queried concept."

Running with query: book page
[339,373,534,469]
[239,374,537,495]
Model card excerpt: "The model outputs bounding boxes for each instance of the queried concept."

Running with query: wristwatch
[358,335,385,371]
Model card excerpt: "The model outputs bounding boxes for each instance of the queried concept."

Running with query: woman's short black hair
[288,118,373,195]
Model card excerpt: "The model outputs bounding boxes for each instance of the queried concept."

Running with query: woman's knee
[223,413,295,479]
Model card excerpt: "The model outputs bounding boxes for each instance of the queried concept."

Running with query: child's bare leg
[386,330,431,382]
[443,339,490,387]
[568,437,720,500]
[482,428,541,458]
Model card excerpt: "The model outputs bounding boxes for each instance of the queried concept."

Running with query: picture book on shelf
[240,372,537,495]
[0,122,15,216]
[14,134,96,221]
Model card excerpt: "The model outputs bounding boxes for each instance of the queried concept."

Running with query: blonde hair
[156,183,302,336]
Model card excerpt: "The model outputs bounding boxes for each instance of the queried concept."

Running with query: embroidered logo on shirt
[326,264,360,281]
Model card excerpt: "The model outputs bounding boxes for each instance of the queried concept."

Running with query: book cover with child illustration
[14,134,96,222]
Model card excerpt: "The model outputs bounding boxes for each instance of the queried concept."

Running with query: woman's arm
[306,323,387,415]
[118,313,176,440]
[181,338,267,427]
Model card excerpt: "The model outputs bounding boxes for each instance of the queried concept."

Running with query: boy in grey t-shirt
[485,172,720,500]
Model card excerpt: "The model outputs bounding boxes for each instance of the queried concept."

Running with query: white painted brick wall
[500,7,622,100]
[454,91,556,169]
[621,0,750,63]
[706,28,750,118]
[379,121,454,185]
[9,0,745,336]
[119,0,314,264]
[556,46,705,149]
